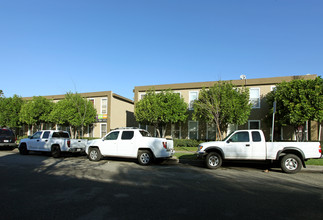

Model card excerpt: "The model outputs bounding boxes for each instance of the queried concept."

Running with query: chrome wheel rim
[140,153,150,164]
[209,155,219,167]
[285,158,298,171]
[90,150,98,160]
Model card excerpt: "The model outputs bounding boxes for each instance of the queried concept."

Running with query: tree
[19,96,54,132]
[0,90,3,97]
[135,89,188,137]
[49,92,97,138]
[193,82,252,140]
[0,95,24,131]
[266,77,323,141]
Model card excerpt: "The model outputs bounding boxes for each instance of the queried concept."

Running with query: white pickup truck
[19,130,87,158]
[197,130,322,174]
[86,128,174,165]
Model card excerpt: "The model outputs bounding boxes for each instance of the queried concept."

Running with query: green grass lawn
[305,158,323,166]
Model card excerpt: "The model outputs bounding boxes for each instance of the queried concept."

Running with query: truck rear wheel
[88,148,101,161]
[280,154,302,174]
[138,150,152,165]
[51,145,61,158]
[205,152,222,169]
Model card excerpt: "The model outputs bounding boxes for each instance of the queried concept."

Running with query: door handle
[246,144,250,147]
[37,140,40,142]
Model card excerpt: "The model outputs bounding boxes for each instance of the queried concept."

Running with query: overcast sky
[1,0,322,100]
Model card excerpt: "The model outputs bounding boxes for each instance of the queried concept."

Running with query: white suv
[85,128,174,165]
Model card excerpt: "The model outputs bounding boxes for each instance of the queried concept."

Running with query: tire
[280,154,302,174]
[205,152,222,169]
[138,150,152,166]
[88,148,101,161]
[19,143,29,155]
[51,145,61,158]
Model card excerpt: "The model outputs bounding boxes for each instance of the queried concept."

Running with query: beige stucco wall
[110,96,135,130]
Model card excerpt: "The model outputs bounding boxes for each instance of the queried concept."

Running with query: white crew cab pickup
[85,128,174,165]
[197,130,322,174]
[19,130,87,158]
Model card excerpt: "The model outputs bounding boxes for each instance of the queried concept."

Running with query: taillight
[67,140,71,148]
[319,145,322,154]
[162,142,167,149]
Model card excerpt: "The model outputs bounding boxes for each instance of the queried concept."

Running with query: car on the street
[197,129,322,174]
[0,128,17,150]
[86,127,174,165]
[18,130,87,157]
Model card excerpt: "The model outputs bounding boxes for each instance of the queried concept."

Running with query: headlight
[198,145,203,151]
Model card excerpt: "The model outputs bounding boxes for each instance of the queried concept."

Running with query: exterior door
[117,131,135,157]
[38,131,51,151]
[28,131,43,150]
[250,131,266,159]
[100,131,119,156]
[224,131,252,159]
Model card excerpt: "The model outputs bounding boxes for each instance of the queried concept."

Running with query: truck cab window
[121,131,134,140]
[252,131,261,142]
[105,131,119,140]
[230,132,249,142]
[31,132,42,139]
[42,131,50,139]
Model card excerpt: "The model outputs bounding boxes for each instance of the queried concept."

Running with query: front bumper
[196,151,207,158]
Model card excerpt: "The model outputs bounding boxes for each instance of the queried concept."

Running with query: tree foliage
[193,82,251,140]
[135,89,188,137]
[0,95,23,129]
[19,96,54,130]
[49,92,97,137]
[266,77,323,139]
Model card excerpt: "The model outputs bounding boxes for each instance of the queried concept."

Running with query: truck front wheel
[280,154,302,174]
[19,143,29,155]
[206,152,222,169]
[88,148,102,161]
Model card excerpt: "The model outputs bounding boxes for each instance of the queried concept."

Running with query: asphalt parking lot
[0,149,322,220]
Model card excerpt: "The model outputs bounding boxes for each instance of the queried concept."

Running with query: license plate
[4,140,9,143]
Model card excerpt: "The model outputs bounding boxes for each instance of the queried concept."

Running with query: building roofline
[22,91,134,104]
[133,74,318,92]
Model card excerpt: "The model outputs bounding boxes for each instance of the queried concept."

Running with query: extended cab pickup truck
[19,130,87,158]
[197,130,322,174]
[86,128,174,165]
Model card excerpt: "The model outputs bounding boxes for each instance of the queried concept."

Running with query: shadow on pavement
[0,151,322,219]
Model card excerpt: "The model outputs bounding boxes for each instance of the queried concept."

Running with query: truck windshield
[222,132,234,141]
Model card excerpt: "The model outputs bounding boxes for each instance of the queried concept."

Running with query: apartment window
[101,98,108,114]
[100,123,107,138]
[88,98,95,106]
[140,93,146,100]
[87,124,94,138]
[248,120,261,129]
[171,124,181,139]
[189,91,199,110]
[188,121,198,139]
[250,88,260,108]
[207,123,217,141]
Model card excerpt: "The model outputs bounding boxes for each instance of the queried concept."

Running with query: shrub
[173,139,204,148]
